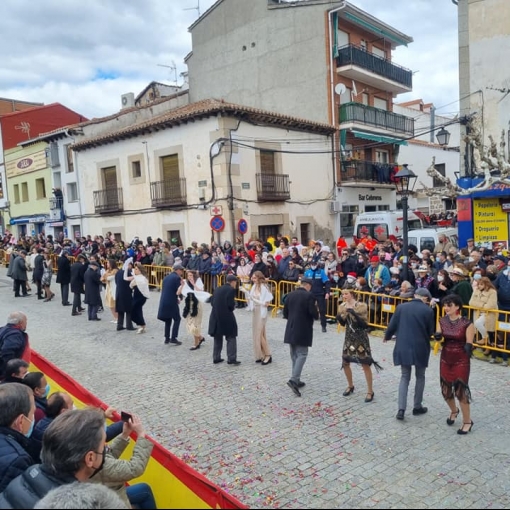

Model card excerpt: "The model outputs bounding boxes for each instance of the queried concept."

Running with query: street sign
[237,218,248,235]
[210,205,223,216]
[210,216,225,232]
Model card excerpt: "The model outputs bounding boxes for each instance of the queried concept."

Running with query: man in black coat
[0,313,29,379]
[158,264,184,345]
[208,274,240,365]
[384,287,435,421]
[70,255,87,316]
[32,250,44,300]
[283,278,319,397]
[0,383,35,493]
[83,262,101,321]
[11,251,29,298]
[56,252,71,306]
[115,262,135,332]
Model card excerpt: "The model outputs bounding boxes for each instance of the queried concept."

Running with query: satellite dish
[335,83,346,95]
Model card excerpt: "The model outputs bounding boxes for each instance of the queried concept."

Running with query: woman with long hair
[124,261,150,334]
[101,258,119,323]
[181,270,210,350]
[41,251,55,302]
[337,289,382,402]
[436,294,475,434]
[241,271,273,364]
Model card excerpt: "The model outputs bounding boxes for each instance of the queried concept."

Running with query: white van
[407,227,459,253]
[353,210,423,242]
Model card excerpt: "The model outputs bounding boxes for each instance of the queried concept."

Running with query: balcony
[49,197,63,210]
[340,102,414,138]
[340,159,395,186]
[256,173,290,201]
[93,187,123,214]
[336,44,412,94]
[150,178,187,208]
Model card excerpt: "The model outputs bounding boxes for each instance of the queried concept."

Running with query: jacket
[0,326,28,377]
[384,299,435,368]
[0,464,76,509]
[303,267,331,296]
[283,287,319,347]
[90,435,153,507]
[83,267,102,306]
[70,262,86,294]
[32,255,44,281]
[0,427,33,493]
[157,272,181,321]
[208,284,238,337]
[10,257,27,282]
[55,255,71,285]
[469,287,498,331]
[115,269,133,314]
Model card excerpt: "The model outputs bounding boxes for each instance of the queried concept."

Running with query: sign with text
[473,199,508,244]
[6,150,47,178]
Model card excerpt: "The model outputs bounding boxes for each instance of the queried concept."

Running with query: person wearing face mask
[0,408,108,509]
[342,272,358,290]
[303,260,331,333]
[21,372,50,424]
[0,383,36,492]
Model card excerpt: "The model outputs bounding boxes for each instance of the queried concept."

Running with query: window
[13,184,20,204]
[35,178,46,199]
[374,97,388,111]
[132,160,142,179]
[340,87,352,105]
[360,39,367,51]
[362,93,369,106]
[66,145,74,173]
[372,46,386,59]
[161,155,179,181]
[166,230,181,245]
[340,205,358,237]
[433,163,446,188]
[260,150,276,174]
[72,225,81,239]
[21,182,28,202]
[67,182,78,202]
[376,150,389,164]
[258,225,279,241]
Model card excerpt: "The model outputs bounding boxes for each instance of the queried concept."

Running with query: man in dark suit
[283,278,319,396]
[56,251,71,306]
[32,249,44,300]
[384,287,435,421]
[11,251,29,298]
[158,264,184,345]
[70,255,86,316]
[83,261,102,321]
[208,274,240,365]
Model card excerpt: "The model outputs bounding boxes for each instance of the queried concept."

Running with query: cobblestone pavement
[1,268,509,509]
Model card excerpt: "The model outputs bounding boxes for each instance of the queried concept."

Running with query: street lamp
[395,164,417,282]
[436,127,451,146]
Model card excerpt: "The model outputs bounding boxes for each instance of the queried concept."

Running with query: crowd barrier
[1,250,508,356]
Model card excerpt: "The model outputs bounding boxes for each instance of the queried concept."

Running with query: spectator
[365,256,391,290]
[0,312,30,378]
[34,482,128,509]
[22,372,50,424]
[0,408,107,509]
[448,267,473,309]
[0,383,35,492]
[282,261,300,283]
[0,359,29,384]
[433,234,453,255]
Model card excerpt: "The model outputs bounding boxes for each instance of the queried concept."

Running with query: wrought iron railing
[336,44,412,89]
[93,187,123,214]
[150,178,187,208]
[341,159,395,184]
[256,173,290,201]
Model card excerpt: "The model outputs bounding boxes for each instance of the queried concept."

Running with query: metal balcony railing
[256,173,290,201]
[93,187,123,214]
[340,102,414,137]
[150,178,187,208]
[336,44,413,89]
[341,160,395,184]
[49,197,63,210]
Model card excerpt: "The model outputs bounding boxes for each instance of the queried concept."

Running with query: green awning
[352,130,408,146]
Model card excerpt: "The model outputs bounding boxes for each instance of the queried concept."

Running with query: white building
[67,99,336,246]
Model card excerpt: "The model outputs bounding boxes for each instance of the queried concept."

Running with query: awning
[352,130,408,146]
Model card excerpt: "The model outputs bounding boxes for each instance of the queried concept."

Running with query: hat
[89,261,99,268]
[370,256,380,263]
[301,278,314,286]
[483,249,493,257]
[451,267,467,277]
[347,272,357,278]
[226,274,238,283]
[77,254,86,261]
[415,288,432,299]
[417,265,428,272]
[173,263,184,271]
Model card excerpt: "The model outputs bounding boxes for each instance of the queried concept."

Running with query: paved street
[1,267,509,509]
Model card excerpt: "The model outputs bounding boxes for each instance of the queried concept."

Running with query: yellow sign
[5,150,47,178]
[473,199,508,244]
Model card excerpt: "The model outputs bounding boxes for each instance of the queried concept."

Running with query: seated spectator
[0,383,35,492]
[282,261,300,282]
[390,280,415,299]
[0,359,29,384]
[34,482,128,509]
[0,408,107,509]
[22,372,50,423]
[0,312,30,378]
[90,413,155,509]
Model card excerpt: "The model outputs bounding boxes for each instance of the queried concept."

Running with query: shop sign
[473,199,508,244]
[358,194,382,201]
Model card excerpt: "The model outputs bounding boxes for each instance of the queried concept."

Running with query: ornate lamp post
[436,127,451,146]
[395,164,417,282]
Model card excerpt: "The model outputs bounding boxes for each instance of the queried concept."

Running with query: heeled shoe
[261,355,272,365]
[49,293,55,301]
[364,392,374,403]
[446,408,460,426]
[198,337,205,346]
[190,344,201,351]
[343,386,355,396]
[457,421,474,435]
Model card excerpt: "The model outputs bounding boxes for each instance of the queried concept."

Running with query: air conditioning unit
[121,93,135,109]
[329,201,341,214]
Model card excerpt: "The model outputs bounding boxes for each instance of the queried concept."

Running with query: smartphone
[120,411,133,423]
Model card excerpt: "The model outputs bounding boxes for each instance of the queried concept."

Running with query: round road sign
[210,215,225,232]
[237,218,248,235]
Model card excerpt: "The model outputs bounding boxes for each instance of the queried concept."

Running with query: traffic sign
[210,216,225,232]
[237,218,248,235]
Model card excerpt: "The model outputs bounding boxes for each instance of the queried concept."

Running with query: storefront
[10,215,49,238]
